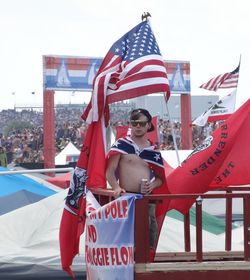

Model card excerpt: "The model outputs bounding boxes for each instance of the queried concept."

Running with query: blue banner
[85,190,142,279]
[43,55,190,94]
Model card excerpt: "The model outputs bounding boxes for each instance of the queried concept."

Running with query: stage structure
[43,55,191,170]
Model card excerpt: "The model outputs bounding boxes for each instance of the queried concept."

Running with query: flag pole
[234,55,241,109]
[163,95,181,166]
[236,54,241,90]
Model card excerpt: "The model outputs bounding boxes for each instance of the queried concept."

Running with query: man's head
[130,108,154,132]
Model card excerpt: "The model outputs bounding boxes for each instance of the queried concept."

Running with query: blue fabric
[0,190,46,215]
[0,167,56,197]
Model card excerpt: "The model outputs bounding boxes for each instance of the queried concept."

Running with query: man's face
[130,115,150,137]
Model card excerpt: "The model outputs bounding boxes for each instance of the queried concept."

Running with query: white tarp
[55,142,80,165]
[161,150,193,168]
[201,194,244,219]
[0,189,243,272]
[158,216,243,252]
[0,189,85,268]
[218,225,244,248]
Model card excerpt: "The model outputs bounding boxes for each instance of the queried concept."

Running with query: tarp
[55,142,80,165]
[202,194,244,220]
[167,207,234,235]
[157,216,243,253]
[219,225,244,247]
[0,189,86,279]
[0,167,56,197]
[46,173,71,189]
[161,150,193,168]
[0,189,46,215]
[0,187,244,279]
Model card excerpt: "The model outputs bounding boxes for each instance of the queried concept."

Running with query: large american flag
[60,20,170,277]
[200,64,240,92]
[83,20,170,123]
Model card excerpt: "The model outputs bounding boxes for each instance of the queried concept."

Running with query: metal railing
[0,167,74,176]
[2,168,249,265]
[89,187,250,264]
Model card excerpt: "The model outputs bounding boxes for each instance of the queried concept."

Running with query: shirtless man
[106,108,165,249]
[106,108,163,196]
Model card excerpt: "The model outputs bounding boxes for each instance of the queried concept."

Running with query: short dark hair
[130,108,154,132]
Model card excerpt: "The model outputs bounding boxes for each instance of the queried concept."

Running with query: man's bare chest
[120,154,148,167]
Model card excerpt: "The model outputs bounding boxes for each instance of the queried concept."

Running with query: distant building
[11,94,219,123]
[130,94,219,121]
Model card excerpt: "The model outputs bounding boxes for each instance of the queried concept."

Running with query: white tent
[55,142,80,165]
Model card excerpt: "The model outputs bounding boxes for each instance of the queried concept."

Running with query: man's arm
[106,153,125,197]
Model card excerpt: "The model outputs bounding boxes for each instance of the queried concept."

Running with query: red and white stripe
[84,54,170,123]
[200,67,239,92]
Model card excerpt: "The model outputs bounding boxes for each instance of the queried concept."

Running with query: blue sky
[0,0,249,110]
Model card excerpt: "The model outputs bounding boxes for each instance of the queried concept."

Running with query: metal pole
[196,196,203,262]
[243,195,250,261]
[0,167,74,176]
[225,190,232,251]
[184,211,191,252]
[164,96,181,166]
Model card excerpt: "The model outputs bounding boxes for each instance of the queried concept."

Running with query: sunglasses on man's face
[130,120,149,127]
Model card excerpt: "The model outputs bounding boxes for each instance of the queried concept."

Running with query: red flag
[209,101,250,188]
[200,64,240,91]
[46,172,71,188]
[78,120,107,188]
[59,187,86,278]
[115,125,130,139]
[146,116,159,144]
[168,98,250,214]
[59,120,106,277]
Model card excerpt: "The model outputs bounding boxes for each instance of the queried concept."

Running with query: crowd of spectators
[0,105,219,166]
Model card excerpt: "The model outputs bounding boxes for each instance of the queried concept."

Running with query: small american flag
[200,64,240,92]
[83,20,170,123]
